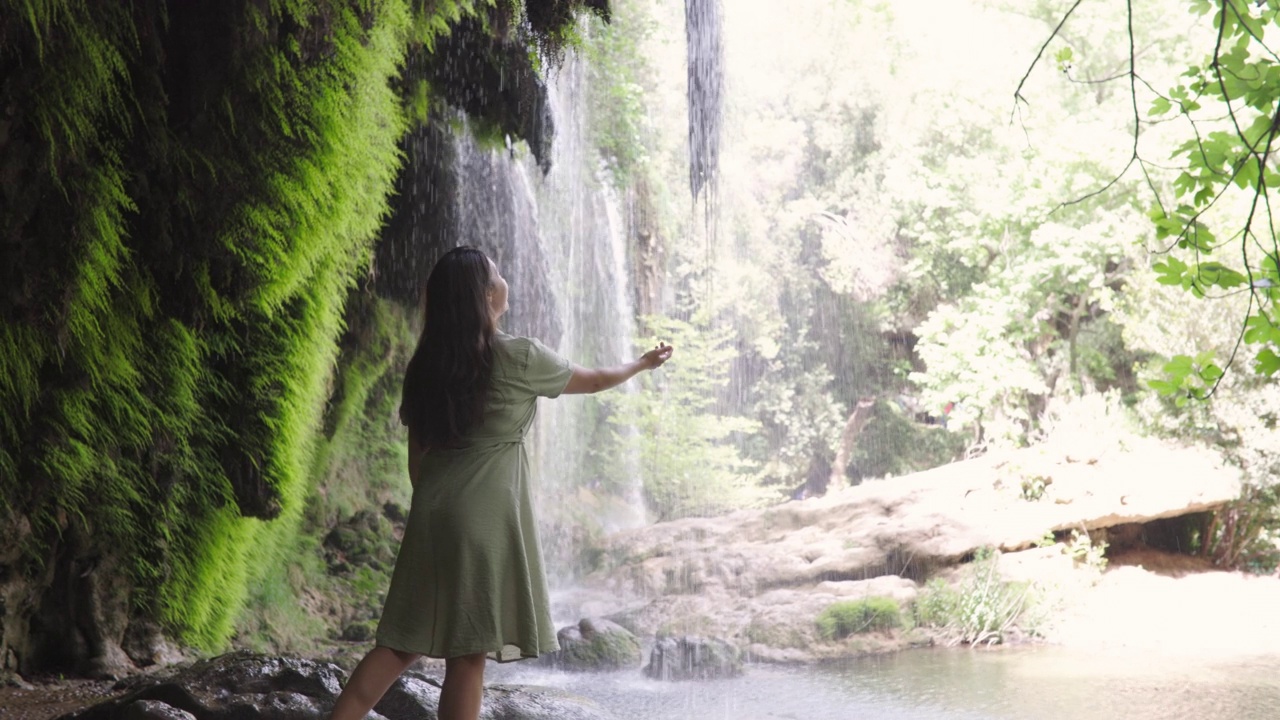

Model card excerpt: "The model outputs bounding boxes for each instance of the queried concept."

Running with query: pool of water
[487,646,1280,719]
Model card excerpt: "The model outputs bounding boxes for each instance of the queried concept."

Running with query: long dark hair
[401,246,497,449]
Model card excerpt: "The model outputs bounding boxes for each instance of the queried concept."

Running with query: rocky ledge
[560,436,1240,661]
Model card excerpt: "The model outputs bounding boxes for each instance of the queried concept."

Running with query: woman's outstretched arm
[562,342,673,395]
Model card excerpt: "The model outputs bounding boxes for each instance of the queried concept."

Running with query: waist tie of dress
[429,435,525,455]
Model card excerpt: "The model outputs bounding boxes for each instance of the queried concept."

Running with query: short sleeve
[522,337,574,398]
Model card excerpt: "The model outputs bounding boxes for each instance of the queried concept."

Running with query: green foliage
[848,402,966,481]
[307,296,416,521]
[1208,485,1280,573]
[235,295,416,649]
[913,549,1034,646]
[815,597,902,640]
[1064,529,1109,571]
[1021,476,1049,502]
[750,342,845,492]
[604,315,765,521]
[904,190,1145,445]
[0,0,418,650]
[583,8,657,181]
[1141,1,1280,388]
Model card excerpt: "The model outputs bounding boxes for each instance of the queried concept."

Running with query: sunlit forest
[584,0,1279,530]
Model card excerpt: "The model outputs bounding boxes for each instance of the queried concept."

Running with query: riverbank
[558,434,1248,663]
[6,561,1280,719]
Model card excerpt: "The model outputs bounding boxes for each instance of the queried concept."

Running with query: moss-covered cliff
[0,0,606,677]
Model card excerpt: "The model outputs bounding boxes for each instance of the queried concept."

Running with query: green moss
[557,622,641,671]
[233,294,417,649]
[743,620,809,649]
[0,0,419,651]
[816,597,902,640]
[2,0,596,660]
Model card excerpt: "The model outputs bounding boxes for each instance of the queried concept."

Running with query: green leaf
[1163,354,1195,378]
[1255,348,1280,376]
[1196,262,1248,289]
[1153,256,1188,286]
[1200,363,1224,382]
[1149,97,1172,116]
[1243,314,1280,344]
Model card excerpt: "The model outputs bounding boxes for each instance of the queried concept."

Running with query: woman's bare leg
[437,653,487,720]
[330,646,420,720]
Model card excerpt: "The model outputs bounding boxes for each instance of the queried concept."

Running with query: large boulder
[545,618,641,672]
[591,439,1239,601]
[643,636,741,681]
[59,652,614,720]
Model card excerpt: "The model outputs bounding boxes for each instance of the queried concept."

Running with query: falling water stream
[528,56,645,541]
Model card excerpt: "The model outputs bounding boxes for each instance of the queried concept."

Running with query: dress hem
[374,634,559,664]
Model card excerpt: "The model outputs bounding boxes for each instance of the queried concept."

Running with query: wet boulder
[373,671,439,720]
[374,670,617,720]
[545,618,641,672]
[62,652,346,720]
[643,636,742,681]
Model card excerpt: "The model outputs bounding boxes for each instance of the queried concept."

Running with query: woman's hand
[641,342,674,370]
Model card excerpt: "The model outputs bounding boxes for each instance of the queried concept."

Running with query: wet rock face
[425,17,554,173]
[545,618,641,672]
[59,652,614,720]
[643,636,742,681]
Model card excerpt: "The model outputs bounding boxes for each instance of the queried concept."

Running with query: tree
[603,315,765,520]
[1018,0,1280,398]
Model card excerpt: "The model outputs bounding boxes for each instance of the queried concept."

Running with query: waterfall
[381,52,644,582]
[685,0,724,204]
[533,57,646,545]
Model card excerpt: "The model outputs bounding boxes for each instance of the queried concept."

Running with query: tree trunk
[827,397,877,494]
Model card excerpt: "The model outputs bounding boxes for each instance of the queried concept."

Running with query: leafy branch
[1016,0,1280,401]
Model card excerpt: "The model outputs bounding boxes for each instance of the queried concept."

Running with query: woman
[329,246,673,720]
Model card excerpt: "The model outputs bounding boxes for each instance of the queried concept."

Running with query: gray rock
[376,670,616,720]
[643,636,742,681]
[121,700,196,720]
[374,671,441,720]
[60,652,346,720]
[60,652,612,720]
[483,684,615,720]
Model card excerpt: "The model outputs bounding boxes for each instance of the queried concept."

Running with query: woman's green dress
[375,333,573,662]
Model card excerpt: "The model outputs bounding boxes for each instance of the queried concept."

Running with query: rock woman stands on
[329,246,673,720]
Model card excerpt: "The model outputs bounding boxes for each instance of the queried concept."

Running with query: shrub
[815,597,902,640]
[913,549,1034,646]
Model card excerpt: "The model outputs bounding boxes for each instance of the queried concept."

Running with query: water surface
[488,646,1280,719]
